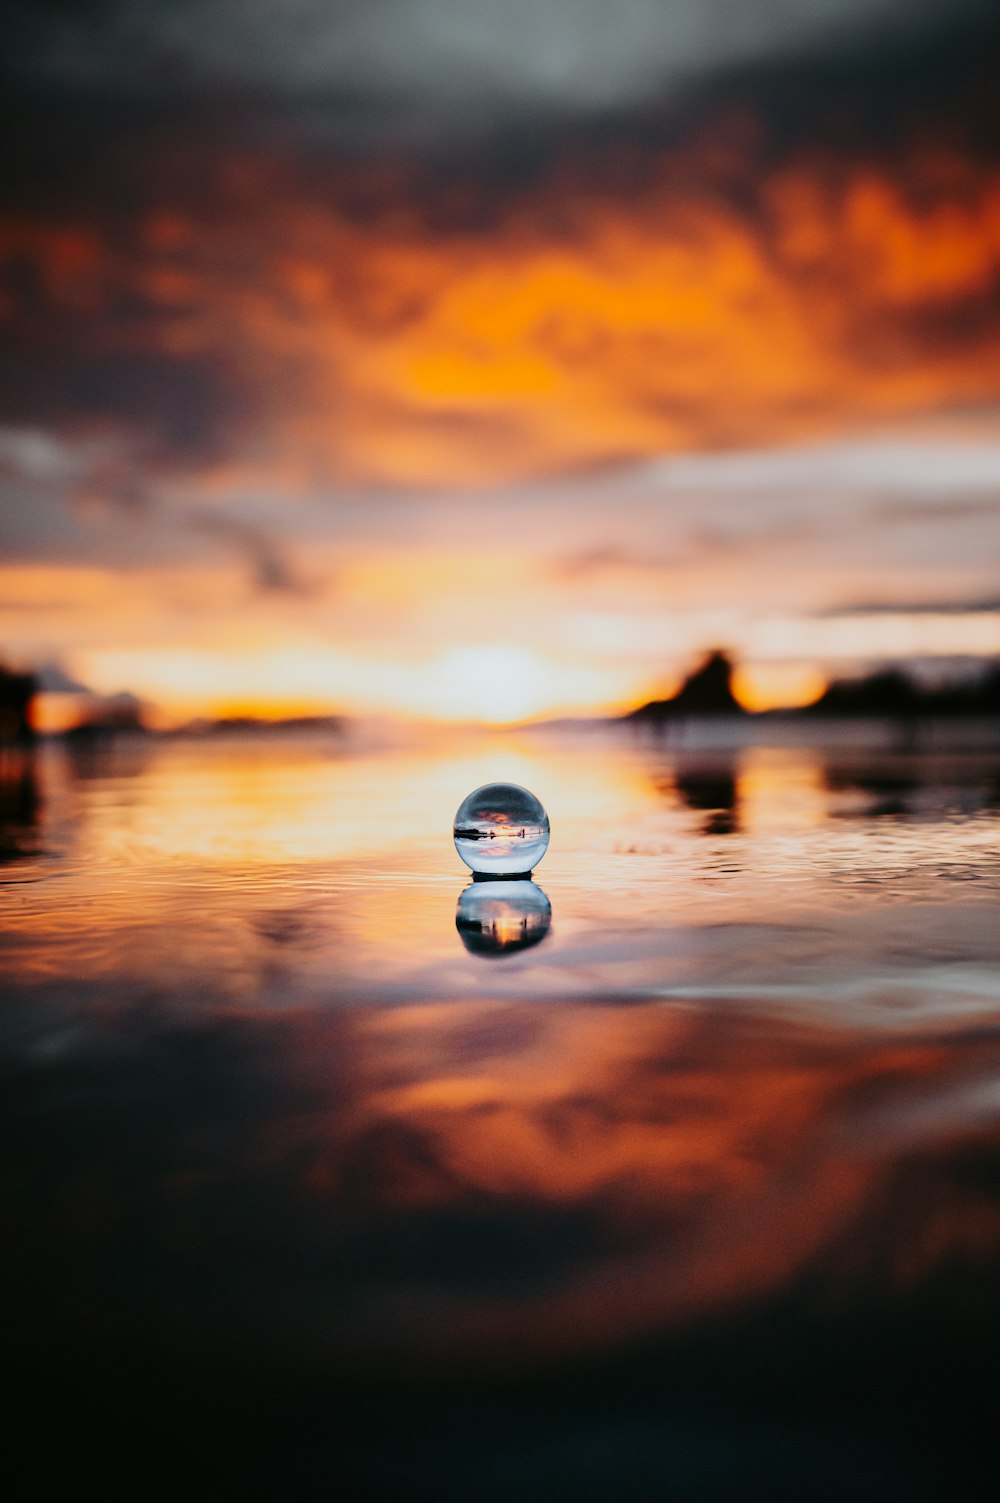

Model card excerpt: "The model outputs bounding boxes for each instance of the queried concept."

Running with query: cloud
[817,594,1000,616]
[553,544,683,580]
[190,512,320,597]
[34,659,91,693]
[0,424,325,597]
[4,121,1000,491]
[3,4,1000,709]
[6,1,985,118]
[4,4,1000,493]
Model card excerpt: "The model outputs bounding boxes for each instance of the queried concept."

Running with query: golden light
[69,641,599,726]
[31,693,94,736]
[426,646,552,724]
[732,662,828,712]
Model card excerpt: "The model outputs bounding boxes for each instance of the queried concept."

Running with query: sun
[427,646,551,724]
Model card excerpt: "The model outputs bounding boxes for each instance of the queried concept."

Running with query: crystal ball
[453,782,550,876]
[456,880,552,956]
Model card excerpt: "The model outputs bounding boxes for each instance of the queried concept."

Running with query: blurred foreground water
[3,728,1000,1500]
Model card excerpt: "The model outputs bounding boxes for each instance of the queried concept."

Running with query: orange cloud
[5,130,1000,491]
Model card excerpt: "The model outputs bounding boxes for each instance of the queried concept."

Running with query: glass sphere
[453,782,550,876]
[456,880,552,957]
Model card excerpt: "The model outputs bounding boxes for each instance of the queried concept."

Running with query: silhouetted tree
[808,663,1000,720]
[0,663,36,745]
[64,692,148,743]
[810,668,920,719]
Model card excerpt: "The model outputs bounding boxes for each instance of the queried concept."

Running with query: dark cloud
[191,512,319,597]
[0,241,262,472]
[2,2,999,499]
[0,467,159,567]
[818,595,1000,616]
[0,435,328,598]
[35,659,91,693]
[874,496,1000,523]
[4,1,991,122]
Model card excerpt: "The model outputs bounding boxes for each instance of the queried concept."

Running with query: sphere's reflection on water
[455,880,552,957]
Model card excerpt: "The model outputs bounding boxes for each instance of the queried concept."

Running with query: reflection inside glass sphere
[455,880,552,957]
[453,782,550,876]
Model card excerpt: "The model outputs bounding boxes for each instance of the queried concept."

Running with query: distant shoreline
[19,711,1000,759]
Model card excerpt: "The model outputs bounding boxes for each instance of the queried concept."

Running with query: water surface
[3,729,1000,1499]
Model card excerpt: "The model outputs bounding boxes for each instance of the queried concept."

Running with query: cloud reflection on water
[3,986,1000,1378]
[3,732,1000,1496]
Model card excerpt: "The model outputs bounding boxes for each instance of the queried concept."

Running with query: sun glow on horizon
[67,641,630,727]
[732,663,828,713]
[426,646,550,724]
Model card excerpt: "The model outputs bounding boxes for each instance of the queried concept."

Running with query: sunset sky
[2,1,1000,724]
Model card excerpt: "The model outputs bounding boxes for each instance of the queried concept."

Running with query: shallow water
[3,729,1000,1500]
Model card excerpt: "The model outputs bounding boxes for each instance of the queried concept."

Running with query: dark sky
[3,1,988,110]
